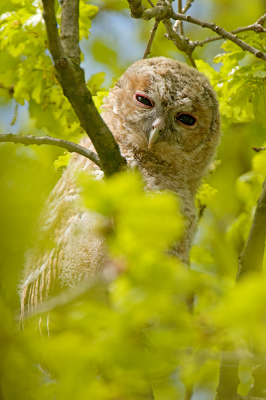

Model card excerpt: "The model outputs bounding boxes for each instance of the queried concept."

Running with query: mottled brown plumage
[20,57,220,319]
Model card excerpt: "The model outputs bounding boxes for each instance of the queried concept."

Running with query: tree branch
[257,13,266,26]
[127,0,146,18]
[173,0,195,34]
[127,1,266,62]
[42,0,65,60]
[215,350,240,400]
[237,180,266,279]
[193,23,266,47]
[147,0,155,7]
[60,0,80,63]
[177,0,184,35]
[170,12,266,61]
[42,0,126,175]
[237,180,266,398]
[163,18,191,52]
[163,19,196,66]
[216,180,266,400]
[182,0,194,13]
[0,134,101,168]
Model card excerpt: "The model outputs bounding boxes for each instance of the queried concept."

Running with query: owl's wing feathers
[20,146,105,319]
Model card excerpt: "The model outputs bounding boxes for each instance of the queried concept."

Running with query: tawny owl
[20,57,220,319]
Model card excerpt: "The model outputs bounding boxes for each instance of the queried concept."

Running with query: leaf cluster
[1,1,266,399]
[0,0,98,140]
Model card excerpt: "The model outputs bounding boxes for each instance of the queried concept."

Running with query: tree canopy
[0,1,266,399]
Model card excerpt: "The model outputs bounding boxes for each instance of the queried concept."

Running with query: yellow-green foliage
[1,1,266,399]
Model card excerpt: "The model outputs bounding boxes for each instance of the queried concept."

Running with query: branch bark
[127,1,266,62]
[237,180,266,398]
[215,350,240,400]
[257,13,266,26]
[237,180,266,279]
[216,181,266,399]
[60,0,80,63]
[0,134,101,167]
[127,0,146,18]
[170,12,266,62]
[42,0,126,176]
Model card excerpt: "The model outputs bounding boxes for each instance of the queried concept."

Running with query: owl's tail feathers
[20,247,63,330]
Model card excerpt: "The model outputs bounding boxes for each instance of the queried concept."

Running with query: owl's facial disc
[148,117,165,148]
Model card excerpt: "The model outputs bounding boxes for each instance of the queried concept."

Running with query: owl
[20,57,220,319]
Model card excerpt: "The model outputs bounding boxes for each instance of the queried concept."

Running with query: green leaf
[253,86,266,126]
[195,59,220,88]
[236,171,264,206]
[92,41,118,66]
[54,152,72,171]
[87,72,106,95]
[196,182,218,208]
[252,149,266,177]
[79,2,98,40]
[92,90,109,111]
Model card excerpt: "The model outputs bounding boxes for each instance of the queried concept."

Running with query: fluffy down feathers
[20,57,220,318]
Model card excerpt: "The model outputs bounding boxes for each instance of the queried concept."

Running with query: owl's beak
[148,117,165,148]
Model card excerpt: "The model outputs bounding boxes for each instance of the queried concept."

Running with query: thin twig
[182,0,194,13]
[170,12,266,61]
[128,1,266,62]
[194,23,266,47]
[194,36,223,47]
[233,23,266,34]
[174,0,195,32]
[188,53,197,68]
[257,13,266,26]
[0,134,101,168]
[178,0,184,35]
[252,146,266,152]
[147,0,155,7]
[143,20,160,58]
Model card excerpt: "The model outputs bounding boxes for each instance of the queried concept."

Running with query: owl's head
[103,57,220,173]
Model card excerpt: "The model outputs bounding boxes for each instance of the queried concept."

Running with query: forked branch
[42,0,126,175]
[127,1,266,62]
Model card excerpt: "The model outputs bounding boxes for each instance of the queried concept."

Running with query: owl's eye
[134,93,154,108]
[176,113,197,126]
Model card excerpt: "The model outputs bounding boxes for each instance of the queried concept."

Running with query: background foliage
[1,0,266,399]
